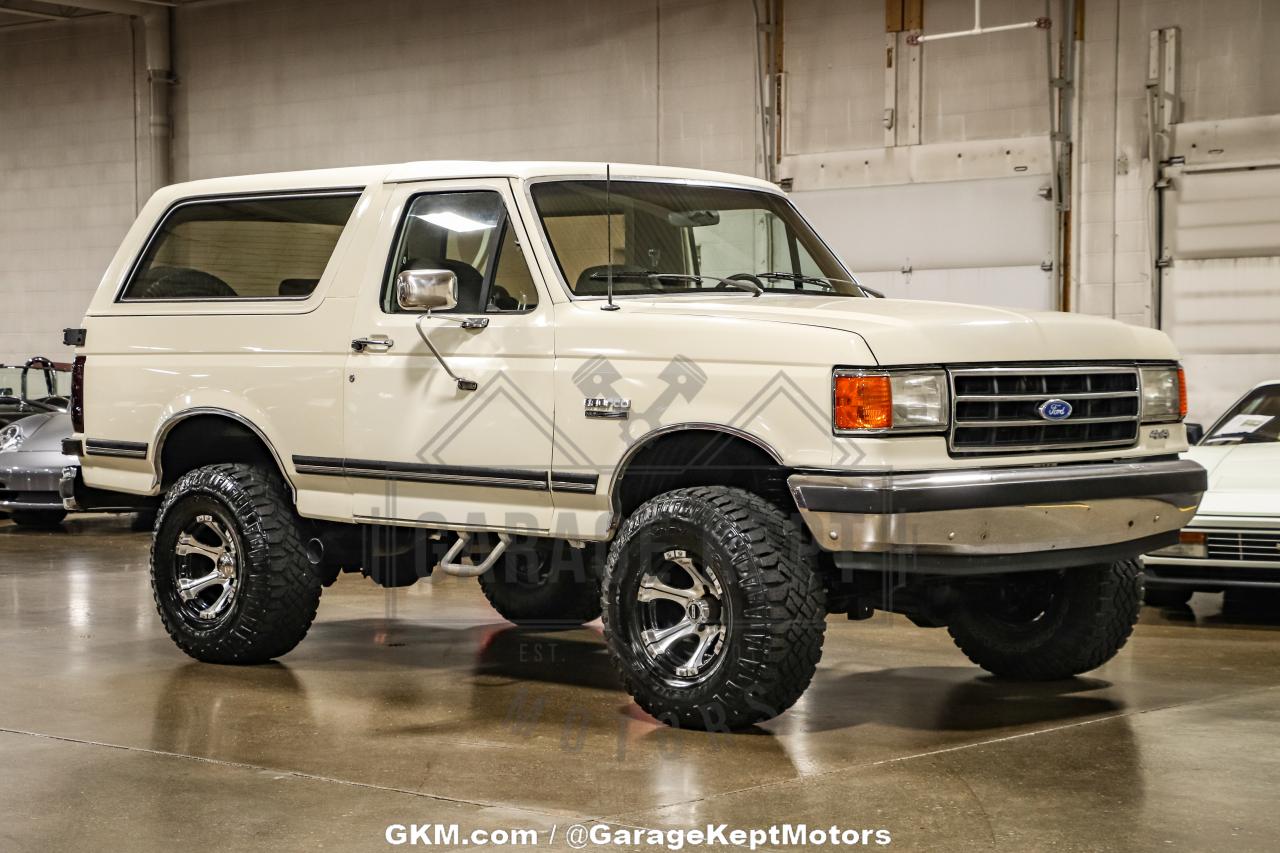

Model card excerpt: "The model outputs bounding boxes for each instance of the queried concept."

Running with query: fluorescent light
[417,211,495,233]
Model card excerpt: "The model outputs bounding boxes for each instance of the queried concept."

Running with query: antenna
[602,163,619,311]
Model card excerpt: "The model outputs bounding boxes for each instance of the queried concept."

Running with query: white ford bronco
[65,161,1207,729]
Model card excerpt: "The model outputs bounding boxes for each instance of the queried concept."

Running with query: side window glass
[385,191,538,314]
[488,225,539,312]
[121,194,359,301]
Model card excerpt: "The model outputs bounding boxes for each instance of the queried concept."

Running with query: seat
[278,278,319,297]
[133,267,237,300]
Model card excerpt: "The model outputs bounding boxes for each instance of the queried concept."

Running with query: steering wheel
[715,273,766,291]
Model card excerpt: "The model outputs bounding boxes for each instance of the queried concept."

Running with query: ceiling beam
[45,0,158,15]
[0,4,75,20]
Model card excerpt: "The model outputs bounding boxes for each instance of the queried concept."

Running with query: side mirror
[396,269,458,312]
[1185,422,1205,445]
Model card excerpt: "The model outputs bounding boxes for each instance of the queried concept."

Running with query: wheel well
[613,429,791,517]
[158,414,289,492]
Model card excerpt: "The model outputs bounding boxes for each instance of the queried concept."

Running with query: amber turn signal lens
[834,374,892,430]
[1179,530,1205,546]
[1177,367,1188,419]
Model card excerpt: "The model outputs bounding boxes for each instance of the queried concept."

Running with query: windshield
[0,362,70,406]
[1204,384,1280,444]
[530,180,861,298]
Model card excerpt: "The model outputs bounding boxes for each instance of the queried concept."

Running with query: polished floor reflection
[2,515,1279,852]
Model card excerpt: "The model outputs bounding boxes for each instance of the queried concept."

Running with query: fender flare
[153,407,296,498]
[606,422,785,517]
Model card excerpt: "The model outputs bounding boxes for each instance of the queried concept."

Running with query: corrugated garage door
[791,173,1056,311]
[1161,163,1280,423]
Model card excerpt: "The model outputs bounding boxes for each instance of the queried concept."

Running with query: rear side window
[120,192,360,301]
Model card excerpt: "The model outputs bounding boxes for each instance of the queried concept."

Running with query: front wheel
[947,560,1143,680]
[602,486,826,730]
[151,463,321,664]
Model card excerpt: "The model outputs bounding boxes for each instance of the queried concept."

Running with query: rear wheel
[151,463,321,664]
[947,560,1142,680]
[478,540,603,628]
[602,486,826,730]
[10,509,67,529]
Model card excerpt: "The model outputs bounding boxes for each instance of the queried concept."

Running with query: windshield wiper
[589,270,763,296]
[759,271,835,290]
[759,271,882,297]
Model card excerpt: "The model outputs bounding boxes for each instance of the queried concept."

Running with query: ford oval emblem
[1037,398,1073,421]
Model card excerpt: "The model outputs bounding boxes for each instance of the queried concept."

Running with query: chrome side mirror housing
[396,269,458,312]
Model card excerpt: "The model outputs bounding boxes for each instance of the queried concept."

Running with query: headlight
[0,423,24,453]
[1140,364,1186,423]
[833,369,948,434]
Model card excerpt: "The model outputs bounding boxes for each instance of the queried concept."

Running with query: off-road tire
[478,540,603,628]
[151,463,321,664]
[10,509,67,529]
[602,486,826,730]
[1143,585,1193,608]
[948,560,1143,680]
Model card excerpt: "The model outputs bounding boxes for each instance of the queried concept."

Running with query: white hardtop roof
[155,161,780,201]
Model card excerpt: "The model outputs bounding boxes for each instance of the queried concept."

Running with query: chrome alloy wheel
[173,513,240,623]
[633,549,728,682]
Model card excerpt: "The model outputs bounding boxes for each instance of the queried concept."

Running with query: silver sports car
[1,412,151,529]
[0,412,76,527]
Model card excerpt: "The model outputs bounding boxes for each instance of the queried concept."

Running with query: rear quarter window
[120,192,360,301]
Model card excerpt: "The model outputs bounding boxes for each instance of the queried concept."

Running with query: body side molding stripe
[84,438,149,459]
[292,456,597,495]
[550,471,600,493]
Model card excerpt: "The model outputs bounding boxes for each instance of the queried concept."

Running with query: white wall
[0,14,137,364]
[169,0,759,181]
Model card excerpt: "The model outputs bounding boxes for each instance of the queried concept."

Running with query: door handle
[351,335,394,353]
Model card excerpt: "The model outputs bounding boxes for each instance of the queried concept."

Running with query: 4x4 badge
[585,397,631,419]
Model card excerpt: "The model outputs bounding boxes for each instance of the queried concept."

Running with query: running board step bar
[437,531,512,577]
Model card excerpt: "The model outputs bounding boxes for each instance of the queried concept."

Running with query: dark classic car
[0,357,71,428]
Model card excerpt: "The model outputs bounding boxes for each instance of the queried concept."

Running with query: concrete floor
[2,515,1278,853]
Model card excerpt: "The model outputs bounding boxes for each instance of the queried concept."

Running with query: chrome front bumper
[789,458,1207,567]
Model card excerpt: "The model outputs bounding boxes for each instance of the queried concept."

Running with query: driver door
[342,179,555,532]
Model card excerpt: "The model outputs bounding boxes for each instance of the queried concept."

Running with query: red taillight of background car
[71,355,86,433]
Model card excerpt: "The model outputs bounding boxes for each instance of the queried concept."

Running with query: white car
[1144,381,1280,604]
[65,160,1206,728]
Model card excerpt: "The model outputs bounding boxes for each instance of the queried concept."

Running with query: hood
[2,412,71,455]
[1186,442,1280,517]
[625,295,1179,365]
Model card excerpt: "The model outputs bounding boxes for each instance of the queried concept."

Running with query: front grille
[1205,530,1280,562]
[949,365,1140,455]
